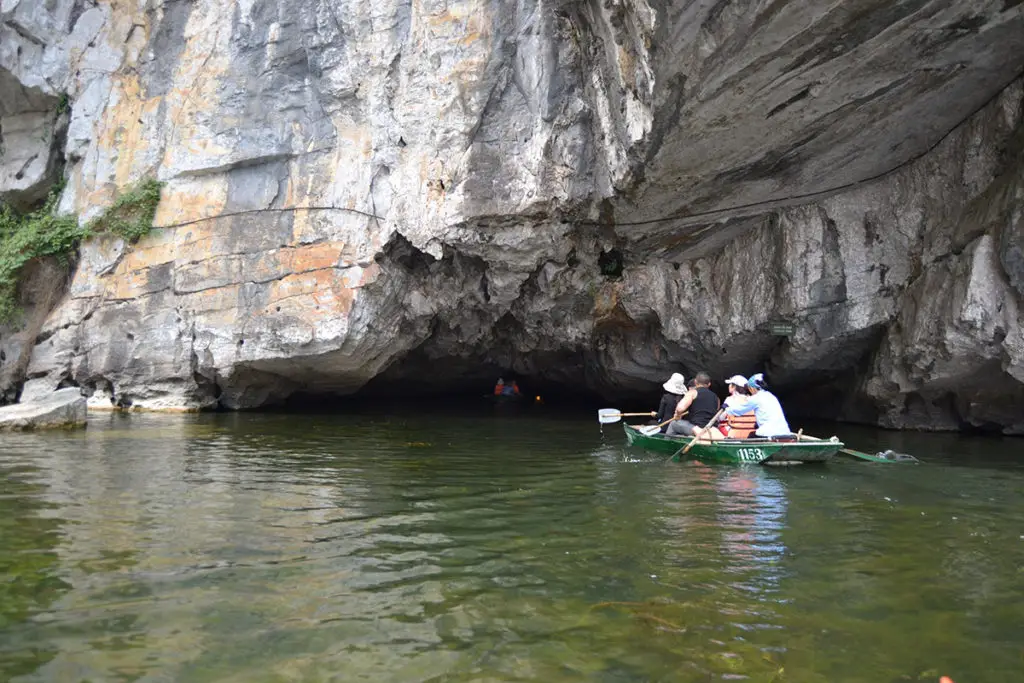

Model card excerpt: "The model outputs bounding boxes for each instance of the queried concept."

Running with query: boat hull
[623,424,841,464]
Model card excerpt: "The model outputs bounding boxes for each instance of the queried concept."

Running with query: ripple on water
[1,413,1023,681]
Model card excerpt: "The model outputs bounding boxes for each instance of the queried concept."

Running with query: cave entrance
[285,374,609,415]
[282,350,613,416]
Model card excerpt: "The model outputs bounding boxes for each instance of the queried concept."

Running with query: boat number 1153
[736,448,766,462]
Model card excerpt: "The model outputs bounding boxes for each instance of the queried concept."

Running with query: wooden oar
[670,408,727,461]
[639,416,678,436]
[796,433,919,463]
[598,409,656,424]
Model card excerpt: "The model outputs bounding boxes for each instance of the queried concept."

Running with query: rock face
[1,0,1023,431]
[0,387,86,431]
[0,260,71,403]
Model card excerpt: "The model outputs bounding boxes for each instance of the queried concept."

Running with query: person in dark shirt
[654,373,687,432]
[666,371,721,437]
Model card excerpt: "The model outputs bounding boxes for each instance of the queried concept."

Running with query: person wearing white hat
[723,373,792,437]
[652,373,687,433]
[723,375,749,408]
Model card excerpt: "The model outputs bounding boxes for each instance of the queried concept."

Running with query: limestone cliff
[1,0,1022,431]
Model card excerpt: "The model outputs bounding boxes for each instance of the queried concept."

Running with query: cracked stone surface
[0,0,1023,431]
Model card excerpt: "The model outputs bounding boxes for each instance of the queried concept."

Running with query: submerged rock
[876,450,919,463]
[1,0,1022,431]
[0,387,86,431]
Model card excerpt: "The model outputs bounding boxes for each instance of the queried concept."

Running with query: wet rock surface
[0,387,86,431]
[1,0,1022,431]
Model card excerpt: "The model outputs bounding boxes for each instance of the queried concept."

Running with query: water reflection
[715,468,788,583]
[0,454,68,680]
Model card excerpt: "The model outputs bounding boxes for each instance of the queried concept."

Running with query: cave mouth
[276,355,871,424]
[277,373,871,430]
[279,346,629,415]
[283,370,612,416]
[269,338,891,426]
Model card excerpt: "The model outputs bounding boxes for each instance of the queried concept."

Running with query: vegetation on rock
[0,178,163,322]
[84,178,163,243]
[0,185,82,322]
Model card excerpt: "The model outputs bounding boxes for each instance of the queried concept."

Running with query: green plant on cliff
[56,92,70,116]
[0,178,163,322]
[85,178,163,242]
[0,186,84,322]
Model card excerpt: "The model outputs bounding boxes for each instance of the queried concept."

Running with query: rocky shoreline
[0,387,86,431]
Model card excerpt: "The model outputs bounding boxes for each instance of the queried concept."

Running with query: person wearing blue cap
[719,375,757,438]
[722,373,792,437]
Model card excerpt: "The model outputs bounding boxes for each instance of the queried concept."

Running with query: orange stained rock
[592,283,620,315]
[266,268,355,317]
[162,7,230,130]
[109,265,166,300]
[90,73,160,193]
[78,0,158,198]
[160,89,233,179]
[285,242,345,273]
[173,229,220,265]
[173,257,240,293]
[459,13,490,45]
[153,177,228,229]
[113,225,348,301]
[167,219,237,269]
[617,45,637,90]
[117,233,178,274]
[424,6,465,29]
[247,242,348,285]
[183,283,241,312]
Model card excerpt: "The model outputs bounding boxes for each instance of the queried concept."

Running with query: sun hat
[725,375,748,388]
[747,373,766,391]
[662,373,687,394]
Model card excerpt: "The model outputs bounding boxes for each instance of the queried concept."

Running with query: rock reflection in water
[0,412,1021,682]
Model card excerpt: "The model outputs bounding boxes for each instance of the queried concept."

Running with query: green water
[1,410,1023,683]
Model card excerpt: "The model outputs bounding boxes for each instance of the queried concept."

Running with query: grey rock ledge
[0,388,87,431]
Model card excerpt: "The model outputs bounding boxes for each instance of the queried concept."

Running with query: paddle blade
[638,425,662,436]
[598,408,623,424]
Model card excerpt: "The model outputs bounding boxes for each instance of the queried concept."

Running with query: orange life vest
[724,410,757,438]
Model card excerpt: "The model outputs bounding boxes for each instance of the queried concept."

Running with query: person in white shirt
[718,375,757,438]
[723,375,749,408]
[723,373,792,437]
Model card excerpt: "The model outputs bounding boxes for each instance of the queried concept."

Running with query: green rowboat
[623,424,842,465]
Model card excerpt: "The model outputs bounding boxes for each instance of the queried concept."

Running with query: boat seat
[721,435,800,444]
[769,434,799,442]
